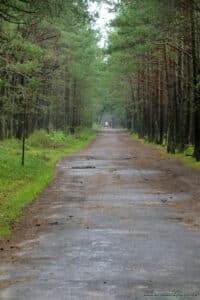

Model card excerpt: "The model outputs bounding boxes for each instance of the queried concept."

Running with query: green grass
[0,129,96,238]
[92,123,102,130]
[132,133,200,170]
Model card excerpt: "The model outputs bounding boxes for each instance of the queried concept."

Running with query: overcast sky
[88,1,116,48]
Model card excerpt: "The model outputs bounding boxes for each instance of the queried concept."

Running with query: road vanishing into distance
[0,130,200,300]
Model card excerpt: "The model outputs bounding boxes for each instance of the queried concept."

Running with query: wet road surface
[0,130,200,299]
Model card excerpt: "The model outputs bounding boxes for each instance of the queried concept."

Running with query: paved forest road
[1,130,200,300]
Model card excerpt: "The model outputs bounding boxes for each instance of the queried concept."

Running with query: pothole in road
[116,155,132,160]
[72,166,96,169]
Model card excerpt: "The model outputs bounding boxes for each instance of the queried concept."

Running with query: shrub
[48,131,67,147]
[27,130,53,148]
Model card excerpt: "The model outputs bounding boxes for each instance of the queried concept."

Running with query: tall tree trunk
[190,2,200,160]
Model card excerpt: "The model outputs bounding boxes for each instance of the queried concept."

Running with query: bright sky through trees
[89,1,116,47]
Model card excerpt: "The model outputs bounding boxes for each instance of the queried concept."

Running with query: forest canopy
[0,0,102,141]
[1,0,200,161]
[105,0,200,161]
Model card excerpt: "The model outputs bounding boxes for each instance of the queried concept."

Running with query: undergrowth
[0,129,96,238]
[132,133,200,170]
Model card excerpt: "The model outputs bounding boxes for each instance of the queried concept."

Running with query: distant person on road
[104,121,109,128]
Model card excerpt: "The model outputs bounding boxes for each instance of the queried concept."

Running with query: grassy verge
[132,133,200,170]
[0,129,96,238]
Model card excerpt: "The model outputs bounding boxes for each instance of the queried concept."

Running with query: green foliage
[0,0,102,139]
[105,0,200,159]
[0,129,96,237]
[27,130,54,148]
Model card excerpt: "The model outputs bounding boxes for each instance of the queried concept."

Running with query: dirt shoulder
[127,136,200,230]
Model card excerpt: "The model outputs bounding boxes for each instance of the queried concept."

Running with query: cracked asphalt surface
[0,130,200,299]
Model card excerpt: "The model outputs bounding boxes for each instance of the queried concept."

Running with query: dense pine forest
[106,0,200,161]
[0,0,200,162]
[0,0,102,140]
[0,0,101,235]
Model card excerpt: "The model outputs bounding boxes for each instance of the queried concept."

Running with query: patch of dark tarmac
[72,165,96,169]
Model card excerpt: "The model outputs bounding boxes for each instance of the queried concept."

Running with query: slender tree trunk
[190,2,200,160]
